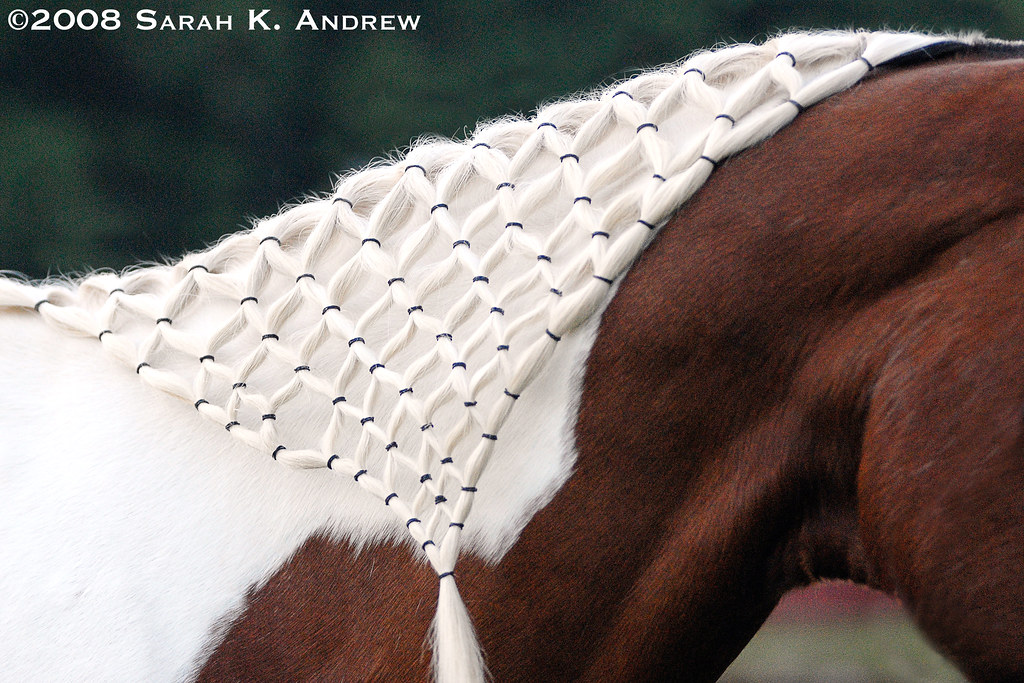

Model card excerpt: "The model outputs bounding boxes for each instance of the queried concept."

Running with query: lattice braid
[0,31,978,682]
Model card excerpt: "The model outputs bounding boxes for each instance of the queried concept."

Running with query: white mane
[0,30,978,682]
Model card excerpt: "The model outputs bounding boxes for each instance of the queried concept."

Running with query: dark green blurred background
[1,0,1022,278]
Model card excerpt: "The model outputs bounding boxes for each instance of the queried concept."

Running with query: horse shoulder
[514,54,1024,679]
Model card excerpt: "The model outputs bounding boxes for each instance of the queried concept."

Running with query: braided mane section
[0,31,973,682]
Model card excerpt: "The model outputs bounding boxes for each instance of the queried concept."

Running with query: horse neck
[194,48,1024,683]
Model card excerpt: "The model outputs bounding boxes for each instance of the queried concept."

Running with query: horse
[1,30,1022,682]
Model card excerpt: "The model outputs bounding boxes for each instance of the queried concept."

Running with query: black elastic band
[636,122,658,133]
[294,365,310,372]
[482,433,498,441]
[496,181,515,190]
[361,238,381,247]
[537,121,557,130]
[777,51,797,66]
[387,277,405,286]
[452,239,470,248]
[274,445,287,460]
[322,304,339,314]
[262,333,279,341]
[715,113,736,125]
[187,264,208,273]
[354,469,367,481]
[546,329,561,342]
[787,99,806,113]
[385,492,398,504]
[369,363,385,374]
[859,55,875,71]
[405,164,426,173]
[194,399,208,409]
[560,153,579,162]
[225,421,240,431]
[593,274,613,284]
[348,337,364,346]
[438,570,455,580]
[295,273,315,282]
[612,90,634,99]
[699,155,720,169]
[430,203,447,213]
[333,197,354,207]
[33,299,49,311]
[684,67,705,80]
[240,296,258,305]
[199,354,215,363]
[260,235,280,245]
[504,388,520,400]
[327,454,339,469]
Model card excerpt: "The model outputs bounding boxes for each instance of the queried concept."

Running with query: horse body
[2,34,1023,682]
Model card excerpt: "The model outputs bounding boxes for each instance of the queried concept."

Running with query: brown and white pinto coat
[199,51,1024,681]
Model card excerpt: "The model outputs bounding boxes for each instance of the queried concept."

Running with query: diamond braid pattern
[0,31,968,682]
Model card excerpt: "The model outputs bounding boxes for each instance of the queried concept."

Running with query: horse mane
[0,30,999,682]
